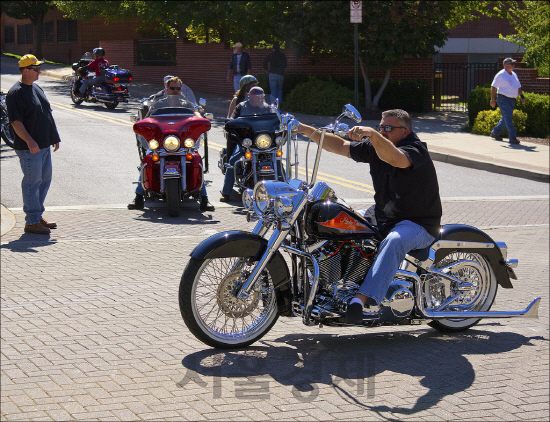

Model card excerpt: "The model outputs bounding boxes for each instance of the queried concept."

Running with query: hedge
[472,108,527,137]
[257,73,430,113]
[468,87,549,138]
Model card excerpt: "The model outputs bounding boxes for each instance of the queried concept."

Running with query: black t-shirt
[349,132,442,238]
[6,81,61,150]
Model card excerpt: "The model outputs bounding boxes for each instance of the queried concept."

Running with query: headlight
[275,136,285,146]
[255,134,272,149]
[242,138,253,148]
[164,135,180,151]
[253,183,270,213]
[184,138,195,148]
[242,189,254,210]
[148,139,159,150]
[274,196,294,218]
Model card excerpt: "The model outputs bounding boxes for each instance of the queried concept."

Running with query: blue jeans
[16,147,53,225]
[356,219,435,305]
[493,95,517,139]
[233,75,242,93]
[222,143,244,195]
[80,75,101,94]
[269,74,284,105]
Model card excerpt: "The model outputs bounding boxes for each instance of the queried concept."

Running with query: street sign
[350,1,362,23]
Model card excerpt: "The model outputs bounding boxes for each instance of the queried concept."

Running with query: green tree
[2,1,55,59]
[498,1,550,77]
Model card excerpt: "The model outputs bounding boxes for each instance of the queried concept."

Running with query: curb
[429,151,550,183]
[1,204,16,237]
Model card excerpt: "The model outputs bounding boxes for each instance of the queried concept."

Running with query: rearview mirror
[342,104,362,123]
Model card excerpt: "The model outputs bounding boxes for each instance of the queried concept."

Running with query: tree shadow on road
[178,328,546,417]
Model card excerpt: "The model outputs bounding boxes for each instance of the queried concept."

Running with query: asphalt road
[1,66,548,211]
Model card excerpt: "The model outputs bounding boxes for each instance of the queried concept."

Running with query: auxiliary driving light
[148,139,159,150]
[184,138,195,148]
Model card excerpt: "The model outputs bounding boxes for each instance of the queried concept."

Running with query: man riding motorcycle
[76,47,109,97]
[128,76,215,212]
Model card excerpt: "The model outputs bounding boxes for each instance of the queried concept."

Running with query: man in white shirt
[490,57,526,145]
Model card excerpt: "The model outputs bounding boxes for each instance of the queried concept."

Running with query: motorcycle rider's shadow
[179,328,545,414]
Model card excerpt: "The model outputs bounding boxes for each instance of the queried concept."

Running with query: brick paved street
[1,199,548,421]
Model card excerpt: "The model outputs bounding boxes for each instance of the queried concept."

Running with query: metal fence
[136,39,177,66]
[433,63,497,111]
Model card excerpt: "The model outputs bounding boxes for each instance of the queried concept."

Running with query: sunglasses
[168,86,182,91]
[27,67,41,72]
[376,124,406,132]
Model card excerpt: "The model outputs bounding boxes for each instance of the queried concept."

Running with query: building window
[57,20,77,43]
[136,39,177,66]
[17,24,33,45]
[4,26,15,44]
[41,21,54,44]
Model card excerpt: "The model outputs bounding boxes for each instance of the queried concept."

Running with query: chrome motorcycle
[179,104,540,349]
[1,90,15,148]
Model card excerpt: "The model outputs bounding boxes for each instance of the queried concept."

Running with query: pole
[354,23,358,109]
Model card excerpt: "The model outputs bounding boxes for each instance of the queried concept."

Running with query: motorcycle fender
[435,224,513,288]
[163,162,181,179]
[190,231,293,316]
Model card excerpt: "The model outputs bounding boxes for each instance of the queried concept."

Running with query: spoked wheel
[104,101,118,109]
[427,252,498,332]
[165,178,181,217]
[179,256,279,349]
[70,89,84,105]
[1,122,15,148]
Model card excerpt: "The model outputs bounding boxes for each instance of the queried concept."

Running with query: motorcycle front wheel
[1,123,15,148]
[428,252,498,332]
[179,256,279,349]
[165,178,180,217]
[70,89,84,105]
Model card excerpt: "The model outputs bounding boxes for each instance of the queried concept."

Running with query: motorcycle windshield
[148,87,197,116]
[239,94,278,117]
[80,52,94,61]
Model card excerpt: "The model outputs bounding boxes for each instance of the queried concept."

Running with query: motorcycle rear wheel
[104,101,118,109]
[179,256,278,349]
[165,178,180,217]
[1,123,15,148]
[428,252,498,332]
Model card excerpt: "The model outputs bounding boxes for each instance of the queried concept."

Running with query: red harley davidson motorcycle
[130,86,213,217]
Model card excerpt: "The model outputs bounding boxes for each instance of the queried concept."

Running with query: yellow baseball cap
[19,54,44,68]
[233,42,243,48]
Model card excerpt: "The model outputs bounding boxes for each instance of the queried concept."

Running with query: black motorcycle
[179,104,540,349]
[219,96,288,190]
[1,90,15,148]
[70,52,132,109]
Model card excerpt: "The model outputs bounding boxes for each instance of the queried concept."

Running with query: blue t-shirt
[6,81,61,150]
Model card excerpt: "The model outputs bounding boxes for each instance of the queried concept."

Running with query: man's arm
[490,86,497,108]
[11,120,39,153]
[297,123,351,157]
[348,126,412,168]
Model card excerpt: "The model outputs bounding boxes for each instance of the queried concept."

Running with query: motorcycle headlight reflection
[274,196,294,218]
[242,188,254,210]
[255,134,272,149]
[148,139,159,150]
[164,135,180,151]
[183,138,195,148]
[253,182,270,213]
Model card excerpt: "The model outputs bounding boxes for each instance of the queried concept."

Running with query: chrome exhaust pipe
[419,297,540,320]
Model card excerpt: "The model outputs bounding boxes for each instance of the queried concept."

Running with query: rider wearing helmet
[227,75,258,118]
[78,47,109,96]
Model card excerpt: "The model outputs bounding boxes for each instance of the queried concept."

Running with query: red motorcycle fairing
[133,115,211,143]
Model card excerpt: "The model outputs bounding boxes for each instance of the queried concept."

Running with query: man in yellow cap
[227,42,251,92]
[5,55,61,235]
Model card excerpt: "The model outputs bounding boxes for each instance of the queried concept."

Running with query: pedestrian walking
[263,42,287,106]
[6,54,61,235]
[227,42,251,92]
[490,57,525,145]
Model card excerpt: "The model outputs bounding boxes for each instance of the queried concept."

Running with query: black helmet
[93,47,105,56]
[239,75,257,90]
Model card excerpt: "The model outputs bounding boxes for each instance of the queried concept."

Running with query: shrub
[284,79,364,116]
[468,87,549,138]
[472,108,527,137]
